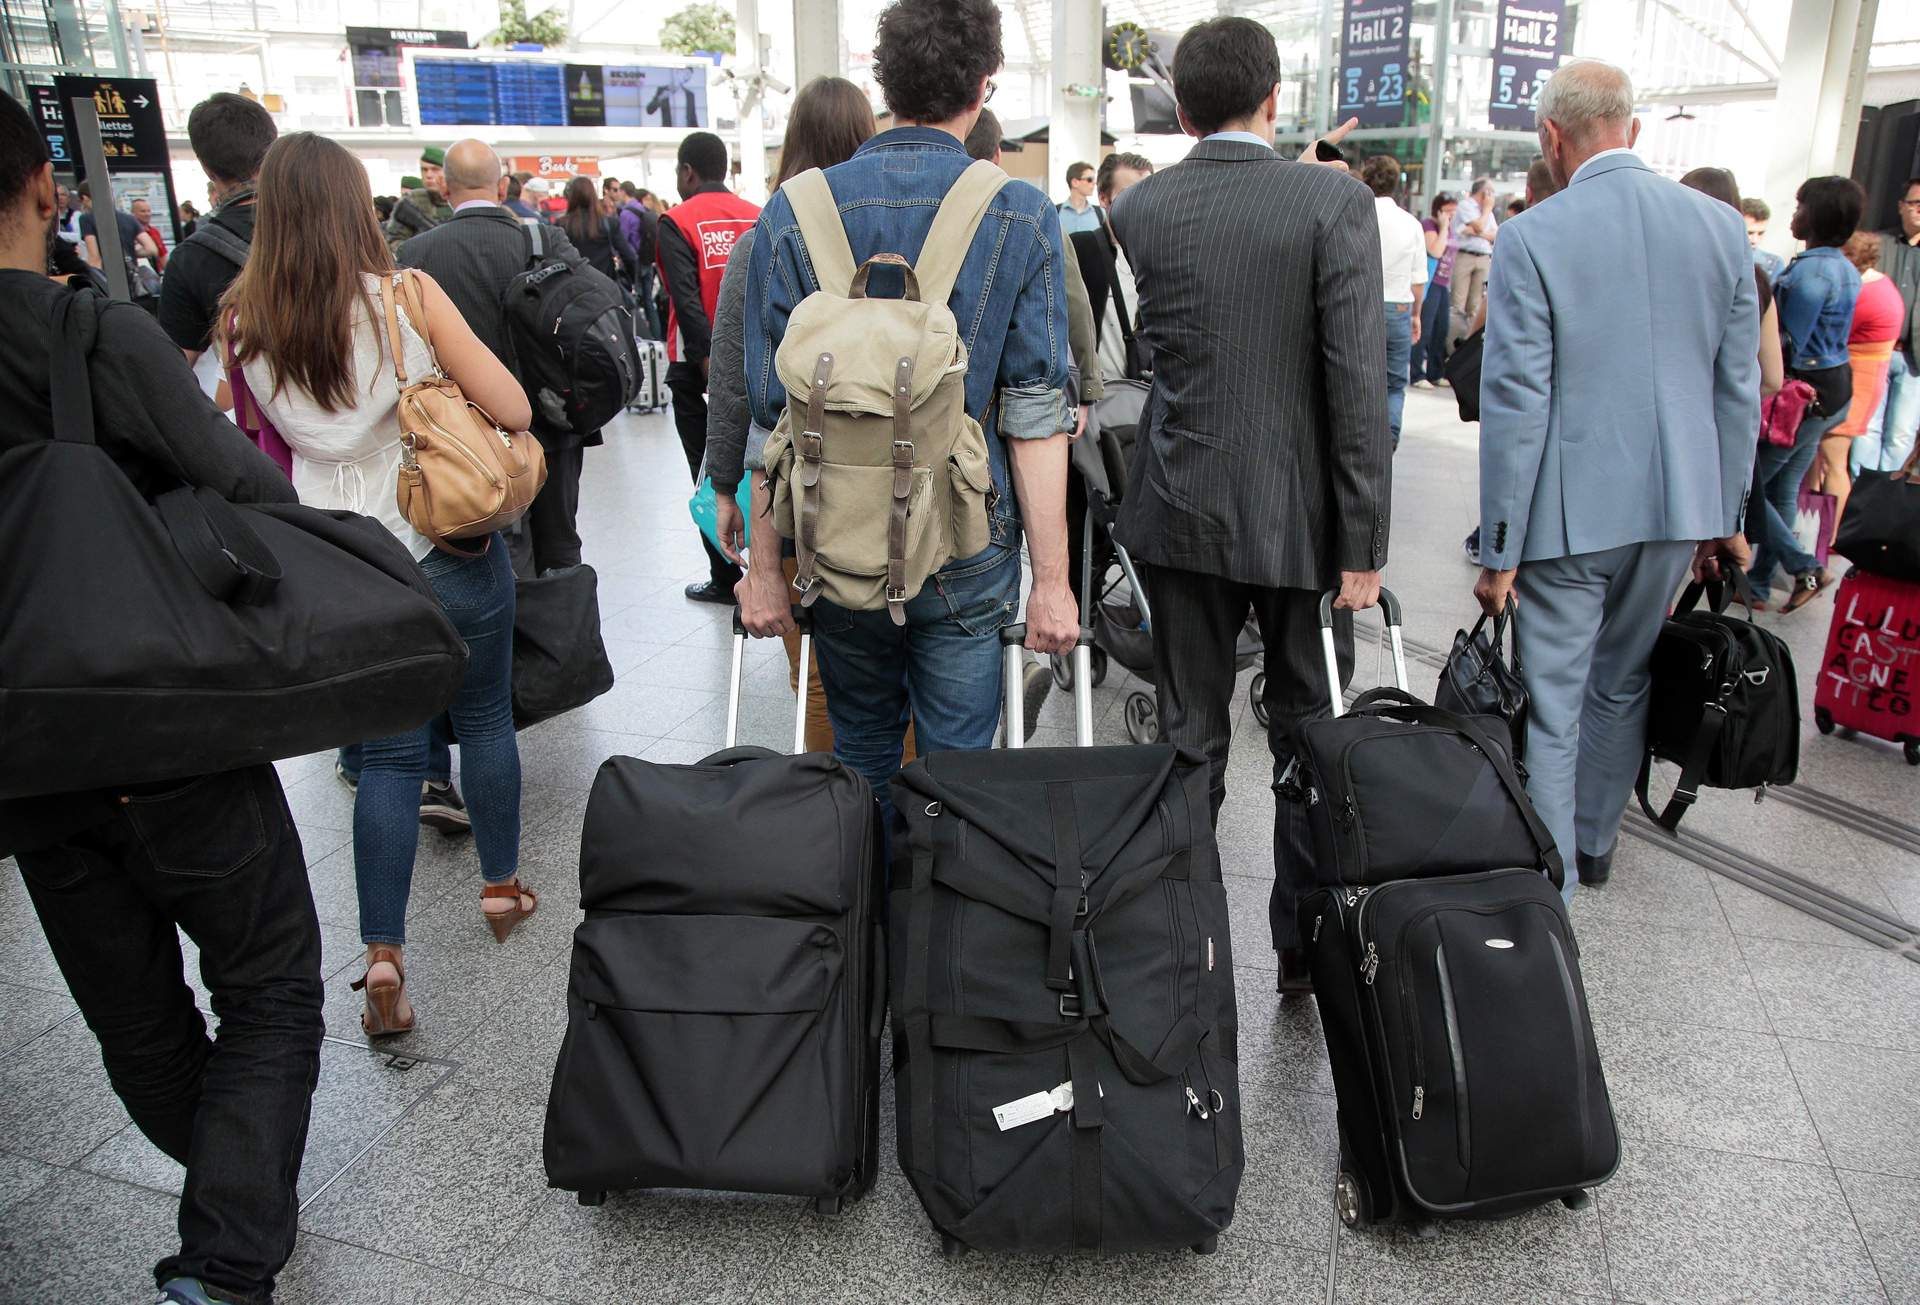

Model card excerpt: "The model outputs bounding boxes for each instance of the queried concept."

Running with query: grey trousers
[1514,540,1696,900]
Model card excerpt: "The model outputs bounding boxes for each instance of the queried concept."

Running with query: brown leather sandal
[351,947,414,1037]
[481,878,537,943]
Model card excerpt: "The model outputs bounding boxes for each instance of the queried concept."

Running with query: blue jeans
[1747,405,1841,599]
[1853,349,1920,475]
[809,545,1021,833]
[353,536,521,945]
[338,716,452,786]
[1419,282,1450,383]
[1385,302,1412,448]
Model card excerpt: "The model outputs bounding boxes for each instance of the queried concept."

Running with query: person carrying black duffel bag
[0,96,462,1305]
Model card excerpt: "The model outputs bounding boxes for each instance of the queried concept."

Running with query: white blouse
[243,273,438,561]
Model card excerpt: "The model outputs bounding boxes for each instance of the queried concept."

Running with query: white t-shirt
[1454,195,1497,254]
[1375,197,1429,305]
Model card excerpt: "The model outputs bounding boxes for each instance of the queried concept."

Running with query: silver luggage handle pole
[1317,586,1405,717]
[1000,623,1098,747]
[793,629,812,754]
[726,615,747,748]
[731,606,813,753]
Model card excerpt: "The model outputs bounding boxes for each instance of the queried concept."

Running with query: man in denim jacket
[738,0,1078,824]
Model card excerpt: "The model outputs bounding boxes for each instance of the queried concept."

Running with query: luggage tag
[992,1081,1076,1131]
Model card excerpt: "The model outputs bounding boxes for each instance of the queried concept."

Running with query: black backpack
[1637,576,1799,831]
[503,224,640,439]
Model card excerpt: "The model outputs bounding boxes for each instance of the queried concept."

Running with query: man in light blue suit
[1474,60,1760,896]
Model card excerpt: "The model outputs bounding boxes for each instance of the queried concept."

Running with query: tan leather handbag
[379,271,545,552]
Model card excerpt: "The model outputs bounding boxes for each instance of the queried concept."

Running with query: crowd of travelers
[2,0,1916,1296]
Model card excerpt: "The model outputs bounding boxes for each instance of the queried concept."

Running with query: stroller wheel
[1249,673,1269,728]
[1089,646,1108,687]
[1051,646,1110,691]
[1125,691,1160,744]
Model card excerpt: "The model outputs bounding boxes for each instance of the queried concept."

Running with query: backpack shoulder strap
[184,219,250,271]
[525,220,546,261]
[784,169,858,298]
[914,161,1011,308]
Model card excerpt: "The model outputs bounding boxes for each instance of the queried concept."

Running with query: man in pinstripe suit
[1109,17,1392,994]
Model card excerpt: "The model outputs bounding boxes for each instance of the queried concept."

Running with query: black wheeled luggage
[888,621,1242,1258]
[543,609,885,1213]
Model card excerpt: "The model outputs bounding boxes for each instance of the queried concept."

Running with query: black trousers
[1139,563,1353,951]
[514,441,585,578]
[14,765,324,1304]
[668,360,741,590]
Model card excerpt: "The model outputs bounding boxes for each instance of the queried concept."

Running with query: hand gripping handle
[1316,587,1405,718]
[728,605,813,752]
[999,623,1097,748]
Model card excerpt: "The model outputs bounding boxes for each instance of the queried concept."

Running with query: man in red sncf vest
[658,131,760,603]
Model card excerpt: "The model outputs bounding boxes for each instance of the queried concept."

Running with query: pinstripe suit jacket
[1108,139,1392,589]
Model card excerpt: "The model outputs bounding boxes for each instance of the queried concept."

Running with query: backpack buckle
[800,431,823,460]
[885,584,908,604]
[1059,992,1082,1018]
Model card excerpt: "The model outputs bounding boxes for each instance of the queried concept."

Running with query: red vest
[657,187,760,361]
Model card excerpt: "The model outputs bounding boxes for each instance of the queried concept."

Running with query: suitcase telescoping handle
[1318,587,1406,718]
[999,622,1097,748]
[728,605,813,753]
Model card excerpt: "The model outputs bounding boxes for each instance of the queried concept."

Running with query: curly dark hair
[872,0,1002,125]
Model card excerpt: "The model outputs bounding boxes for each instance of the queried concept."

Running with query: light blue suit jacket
[1478,153,1760,569]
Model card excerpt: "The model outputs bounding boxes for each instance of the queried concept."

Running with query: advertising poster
[605,65,707,128]
[29,85,71,169]
[566,64,606,126]
[1338,0,1411,128]
[1488,0,1566,130]
[509,155,601,178]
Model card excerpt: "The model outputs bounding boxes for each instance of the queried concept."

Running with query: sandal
[481,878,538,943]
[350,947,413,1037]
[1780,567,1832,614]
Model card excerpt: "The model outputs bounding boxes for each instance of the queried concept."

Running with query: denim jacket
[743,127,1072,554]
[1774,244,1861,373]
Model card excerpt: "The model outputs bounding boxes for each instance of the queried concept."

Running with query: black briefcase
[1434,597,1528,761]
[1832,457,1920,583]
[0,289,467,800]
[511,563,614,728]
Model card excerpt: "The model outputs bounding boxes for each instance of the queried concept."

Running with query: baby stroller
[1061,381,1264,743]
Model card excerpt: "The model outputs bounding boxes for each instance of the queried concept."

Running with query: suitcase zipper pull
[1185,1086,1211,1120]
[1311,914,1323,943]
[1337,797,1356,831]
[1362,942,1379,984]
[1412,1086,1424,1120]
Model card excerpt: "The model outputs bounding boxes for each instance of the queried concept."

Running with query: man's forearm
[1007,432,1072,591]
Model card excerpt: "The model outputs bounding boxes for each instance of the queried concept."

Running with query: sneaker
[1462,527,1481,567]
[156,1280,231,1305]
[684,579,735,605]
[419,781,472,835]
[335,760,357,793]
[1021,660,1053,742]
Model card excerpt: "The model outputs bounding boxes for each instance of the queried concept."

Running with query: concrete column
[736,0,767,202]
[1423,0,1454,202]
[1050,0,1103,203]
[792,0,842,88]
[1760,0,1873,259]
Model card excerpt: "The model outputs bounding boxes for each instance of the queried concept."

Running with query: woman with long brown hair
[707,75,879,752]
[559,173,638,283]
[219,131,537,1037]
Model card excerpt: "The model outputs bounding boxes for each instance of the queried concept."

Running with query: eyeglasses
[1900,198,1920,209]
[984,79,998,103]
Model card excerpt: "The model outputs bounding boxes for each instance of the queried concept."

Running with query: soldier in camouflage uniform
[384,145,453,255]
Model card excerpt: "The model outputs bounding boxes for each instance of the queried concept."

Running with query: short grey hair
[1536,60,1635,143]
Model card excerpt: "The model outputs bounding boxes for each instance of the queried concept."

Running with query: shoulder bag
[1833,442,1920,583]
[380,270,546,552]
[1433,595,1528,761]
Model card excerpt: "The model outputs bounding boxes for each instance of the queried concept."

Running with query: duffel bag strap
[1045,782,1084,991]
[156,485,283,605]
[1635,703,1726,834]
[48,288,98,445]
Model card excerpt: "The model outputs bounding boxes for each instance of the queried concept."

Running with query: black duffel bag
[1832,452,1920,583]
[0,290,467,800]
[1637,573,1798,832]
[1443,326,1484,422]
[512,563,615,728]
[1434,595,1529,761]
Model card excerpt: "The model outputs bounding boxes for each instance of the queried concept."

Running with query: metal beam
[1049,0,1102,203]
[1424,0,1454,201]
[1716,0,1781,71]
[1648,0,1774,80]
[71,94,131,302]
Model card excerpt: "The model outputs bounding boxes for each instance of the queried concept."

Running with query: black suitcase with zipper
[543,610,885,1212]
[1301,866,1618,1231]
[886,622,1242,1258]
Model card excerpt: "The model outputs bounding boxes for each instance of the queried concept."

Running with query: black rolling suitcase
[543,609,885,1213]
[888,621,1242,1258]
[1293,592,1617,1233]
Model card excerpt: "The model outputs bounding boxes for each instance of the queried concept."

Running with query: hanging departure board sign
[1337,0,1411,127]
[410,54,709,128]
[1488,0,1566,130]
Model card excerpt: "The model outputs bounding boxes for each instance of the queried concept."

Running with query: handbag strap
[154,484,282,605]
[48,288,97,445]
[1635,706,1724,834]
[377,273,412,389]
[1347,693,1565,889]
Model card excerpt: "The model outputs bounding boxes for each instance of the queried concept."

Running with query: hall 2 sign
[1488,0,1566,130]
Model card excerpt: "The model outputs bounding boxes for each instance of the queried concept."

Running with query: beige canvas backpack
[761,161,1005,625]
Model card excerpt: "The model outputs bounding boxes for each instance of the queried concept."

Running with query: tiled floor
[5,387,1918,1303]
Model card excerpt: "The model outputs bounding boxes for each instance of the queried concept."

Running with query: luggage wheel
[814,1195,842,1216]
[1815,707,1834,736]
[1561,1190,1593,1211]
[1334,1171,1368,1229]
[1902,736,1920,766]
[939,1232,970,1259]
[1191,1235,1218,1255]
[1124,690,1160,745]
[577,1190,606,1207]
[1250,673,1269,729]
